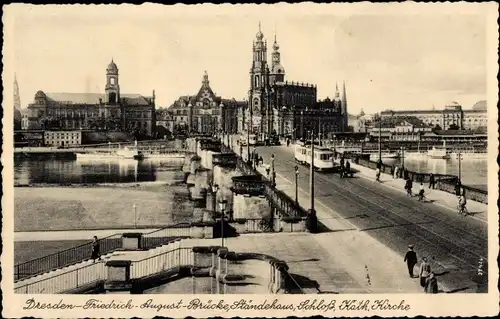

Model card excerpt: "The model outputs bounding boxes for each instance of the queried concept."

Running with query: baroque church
[26,60,157,136]
[238,23,349,139]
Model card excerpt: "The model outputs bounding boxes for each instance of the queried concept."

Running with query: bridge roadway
[256,145,488,292]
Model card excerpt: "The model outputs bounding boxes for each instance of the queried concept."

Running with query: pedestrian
[91,236,100,262]
[424,272,439,294]
[419,257,431,288]
[340,157,345,168]
[429,173,435,189]
[375,167,381,182]
[393,166,399,179]
[404,245,418,278]
[454,179,462,196]
[418,182,425,201]
[345,160,351,174]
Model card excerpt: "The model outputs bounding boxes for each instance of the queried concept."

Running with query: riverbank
[14,184,195,232]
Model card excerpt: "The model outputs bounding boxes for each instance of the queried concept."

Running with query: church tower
[13,73,22,121]
[105,59,120,105]
[269,33,285,85]
[341,81,348,130]
[248,22,270,125]
[14,74,21,111]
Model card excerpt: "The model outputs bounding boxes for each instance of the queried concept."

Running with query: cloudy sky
[3,3,495,115]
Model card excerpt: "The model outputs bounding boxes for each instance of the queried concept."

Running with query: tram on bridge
[294,142,336,172]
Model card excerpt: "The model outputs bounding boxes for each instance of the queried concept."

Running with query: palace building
[237,24,348,139]
[26,60,156,136]
[167,71,246,135]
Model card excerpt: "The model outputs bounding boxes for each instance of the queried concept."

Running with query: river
[14,157,186,185]
[379,157,488,191]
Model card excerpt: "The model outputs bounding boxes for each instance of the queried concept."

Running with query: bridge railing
[14,222,195,282]
[130,247,193,279]
[14,261,106,294]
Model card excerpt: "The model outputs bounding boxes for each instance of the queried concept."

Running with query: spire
[13,73,21,111]
[335,82,340,98]
[202,70,209,86]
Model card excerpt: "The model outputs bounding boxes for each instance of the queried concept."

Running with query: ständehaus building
[26,60,156,136]
[238,24,349,139]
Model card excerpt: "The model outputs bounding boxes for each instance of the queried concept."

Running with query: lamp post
[309,131,315,213]
[378,118,382,161]
[211,183,219,216]
[270,153,276,187]
[400,146,405,178]
[132,204,137,229]
[218,199,227,248]
[458,149,462,182]
[295,165,299,204]
[307,130,317,233]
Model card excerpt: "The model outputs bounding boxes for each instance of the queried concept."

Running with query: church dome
[35,90,46,99]
[472,100,486,110]
[273,41,279,50]
[256,30,264,40]
[107,59,118,73]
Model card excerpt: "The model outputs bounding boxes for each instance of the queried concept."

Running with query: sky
[3,3,494,115]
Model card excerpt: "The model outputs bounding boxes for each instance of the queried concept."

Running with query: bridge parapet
[231,175,268,197]
[212,153,237,168]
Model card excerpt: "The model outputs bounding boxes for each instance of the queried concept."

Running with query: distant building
[380,101,487,131]
[155,108,175,138]
[26,60,156,136]
[21,109,29,130]
[167,72,244,135]
[370,116,433,141]
[44,130,82,147]
[349,109,377,133]
[238,24,347,139]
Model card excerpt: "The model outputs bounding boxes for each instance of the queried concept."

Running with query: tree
[448,123,460,130]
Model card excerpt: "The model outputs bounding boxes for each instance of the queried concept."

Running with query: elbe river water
[13,156,487,191]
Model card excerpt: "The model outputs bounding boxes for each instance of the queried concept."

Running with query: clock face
[203,98,210,108]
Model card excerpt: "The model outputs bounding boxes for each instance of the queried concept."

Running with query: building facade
[370,116,433,142]
[26,60,156,136]
[44,130,82,147]
[167,72,245,135]
[239,24,348,139]
[380,101,487,131]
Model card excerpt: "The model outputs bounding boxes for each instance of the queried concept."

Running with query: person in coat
[91,236,100,262]
[419,257,431,288]
[404,245,418,278]
[424,272,439,294]
[429,173,436,189]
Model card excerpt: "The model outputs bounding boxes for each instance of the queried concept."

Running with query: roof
[39,92,152,106]
[376,116,430,129]
[434,129,486,136]
[472,100,487,110]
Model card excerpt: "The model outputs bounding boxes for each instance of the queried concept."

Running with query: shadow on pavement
[286,273,321,293]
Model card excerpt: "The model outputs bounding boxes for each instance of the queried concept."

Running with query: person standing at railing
[429,173,436,189]
[91,236,101,262]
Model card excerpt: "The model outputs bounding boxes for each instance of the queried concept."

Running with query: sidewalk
[276,144,488,223]
[252,163,433,293]
[346,161,488,223]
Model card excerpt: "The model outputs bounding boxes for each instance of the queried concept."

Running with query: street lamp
[211,183,219,214]
[307,130,317,233]
[218,199,228,248]
[457,149,462,182]
[400,146,406,178]
[294,165,299,204]
[132,204,137,229]
[271,153,276,187]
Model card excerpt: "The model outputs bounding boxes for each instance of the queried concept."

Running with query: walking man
[404,245,418,278]
[91,236,101,262]
[419,257,432,289]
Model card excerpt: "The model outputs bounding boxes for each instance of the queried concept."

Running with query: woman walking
[419,257,431,289]
[91,236,101,262]
[424,272,439,294]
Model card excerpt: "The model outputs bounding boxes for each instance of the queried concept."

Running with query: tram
[294,143,335,171]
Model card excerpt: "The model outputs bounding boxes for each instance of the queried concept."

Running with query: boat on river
[76,146,143,160]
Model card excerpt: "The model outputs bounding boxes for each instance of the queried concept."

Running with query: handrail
[14,222,195,282]
[14,259,106,294]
